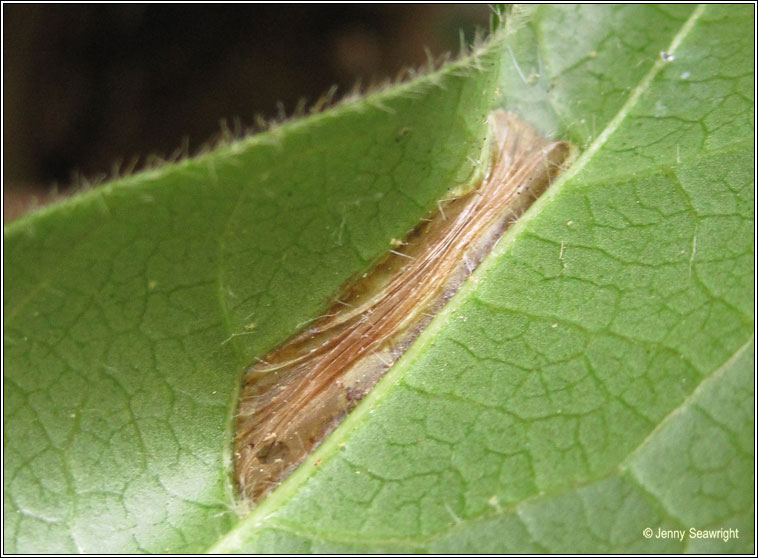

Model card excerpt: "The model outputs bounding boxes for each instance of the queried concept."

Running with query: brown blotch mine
[234,111,573,503]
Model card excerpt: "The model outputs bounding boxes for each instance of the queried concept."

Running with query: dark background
[3,4,491,221]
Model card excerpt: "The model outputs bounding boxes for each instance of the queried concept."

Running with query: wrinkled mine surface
[234,111,572,502]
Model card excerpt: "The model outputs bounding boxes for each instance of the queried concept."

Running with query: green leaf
[4,4,753,554]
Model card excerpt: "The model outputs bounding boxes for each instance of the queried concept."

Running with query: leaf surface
[3,5,753,554]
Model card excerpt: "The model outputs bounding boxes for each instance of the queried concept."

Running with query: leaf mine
[234,110,573,503]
